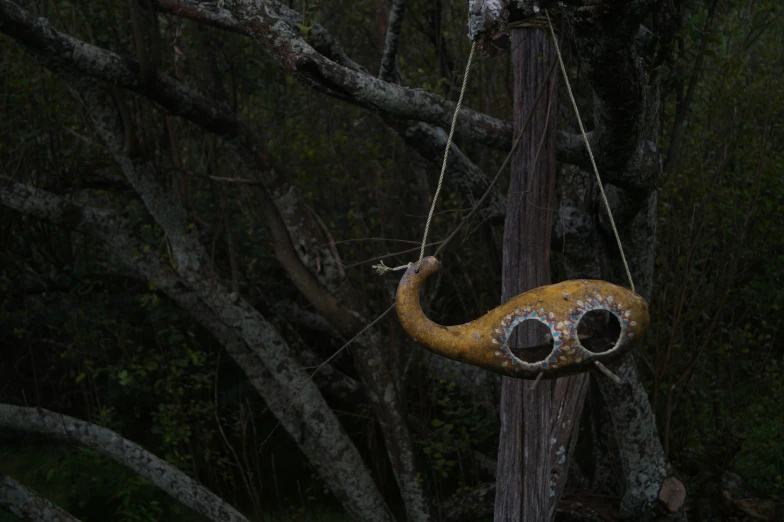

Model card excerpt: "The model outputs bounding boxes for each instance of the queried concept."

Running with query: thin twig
[260,304,397,446]
[593,361,622,385]
[432,56,559,258]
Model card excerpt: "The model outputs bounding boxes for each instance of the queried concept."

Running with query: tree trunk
[495,26,588,521]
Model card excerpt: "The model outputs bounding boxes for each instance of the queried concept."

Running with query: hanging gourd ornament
[396,257,649,379]
[389,29,648,380]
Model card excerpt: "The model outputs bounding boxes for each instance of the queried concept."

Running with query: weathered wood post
[494,22,590,521]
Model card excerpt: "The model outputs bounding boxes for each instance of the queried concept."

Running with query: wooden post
[494,25,587,521]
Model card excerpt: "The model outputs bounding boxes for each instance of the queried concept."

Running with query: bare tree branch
[154,0,367,73]
[559,2,662,189]
[297,345,365,404]
[596,358,683,518]
[157,0,505,220]
[0,0,505,245]
[0,405,249,522]
[159,0,506,223]
[223,0,510,150]
[379,0,406,82]
[0,471,80,522]
[468,0,661,187]
[151,0,586,174]
[0,4,466,518]
[78,73,396,520]
[0,45,398,515]
[0,169,394,521]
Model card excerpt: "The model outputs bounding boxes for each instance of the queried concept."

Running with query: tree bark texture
[0,0,689,519]
[0,405,248,522]
[495,27,588,522]
[495,27,556,520]
[0,471,81,522]
[0,3,428,519]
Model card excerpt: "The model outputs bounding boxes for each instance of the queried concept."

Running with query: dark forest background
[0,0,782,521]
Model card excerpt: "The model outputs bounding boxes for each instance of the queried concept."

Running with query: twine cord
[369,15,631,384]
[374,42,477,275]
[544,10,636,293]
[377,12,635,297]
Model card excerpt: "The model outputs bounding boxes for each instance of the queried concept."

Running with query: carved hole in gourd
[508,319,555,363]
[576,310,621,354]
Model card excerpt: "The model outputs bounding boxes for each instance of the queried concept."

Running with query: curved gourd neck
[395,258,450,349]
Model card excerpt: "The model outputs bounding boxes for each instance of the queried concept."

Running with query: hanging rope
[544,10,636,292]
[374,42,477,274]
[378,14,635,294]
[416,42,476,271]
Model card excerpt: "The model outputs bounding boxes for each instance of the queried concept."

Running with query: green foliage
[650,0,784,502]
[417,377,498,485]
[0,443,208,522]
[735,360,784,497]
